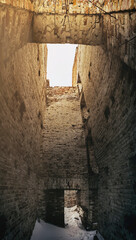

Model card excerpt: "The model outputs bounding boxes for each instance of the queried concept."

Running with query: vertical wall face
[0,4,47,238]
[77,45,136,239]
[0,42,47,240]
[64,190,78,208]
[41,87,89,217]
[72,48,78,87]
[0,0,34,11]
[0,4,33,64]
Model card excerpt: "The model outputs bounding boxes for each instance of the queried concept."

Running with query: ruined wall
[77,45,136,239]
[33,13,103,45]
[0,4,47,238]
[41,87,89,213]
[0,42,47,240]
[33,11,136,72]
[32,0,136,13]
[1,0,135,70]
[64,190,78,208]
[1,0,135,14]
[0,4,33,64]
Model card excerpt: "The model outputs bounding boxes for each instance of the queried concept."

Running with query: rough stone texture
[0,4,33,64]
[1,0,136,13]
[0,4,45,240]
[64,190,78,208]
[33,0,136,13]
[41,87,89,213]
[76,45,136,240]
[33,13,103,45]
[1,0,135,71]
[102,11,136,71]
[0,0,34,11]
[0,40,47,239]
[33,11,136,71]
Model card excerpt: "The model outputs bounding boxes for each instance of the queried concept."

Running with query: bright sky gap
[47,44,78,87]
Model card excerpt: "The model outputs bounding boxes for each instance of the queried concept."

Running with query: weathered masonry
[75,44,136,239]
[0,1,136,240]
[41,87,89,227]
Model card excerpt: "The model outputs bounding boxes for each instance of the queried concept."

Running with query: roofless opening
[47,44,77,87]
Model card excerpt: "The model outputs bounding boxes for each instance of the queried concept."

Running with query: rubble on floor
[31,205,104,240]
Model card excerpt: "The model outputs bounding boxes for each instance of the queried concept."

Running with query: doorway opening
[64,190,83,228]
[45,189,81,228]
[46,189,64,227]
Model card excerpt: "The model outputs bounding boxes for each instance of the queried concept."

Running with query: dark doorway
[46,189,64,227]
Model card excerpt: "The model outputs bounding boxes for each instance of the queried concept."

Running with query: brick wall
[30,0,136,13]
[41,87,89,213]
[0,7,47,236]
[77,45,136,240]
[33,11,136,72]
[0,4,33,64]
[32,14,103,45]
[0,0,34,11]
[0,42,47,239]
[1,0,135,14]
[64,190,78,208]
[1,1,135,72]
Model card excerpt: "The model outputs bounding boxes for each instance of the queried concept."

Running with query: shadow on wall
[124,214,136,238]
[0,215,7,239]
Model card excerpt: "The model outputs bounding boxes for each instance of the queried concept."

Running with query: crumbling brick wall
[77,45,136,240]
[0,6,47,238]
[0,41,47,240]
[41,87,89,219]
[64,190,78,208]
